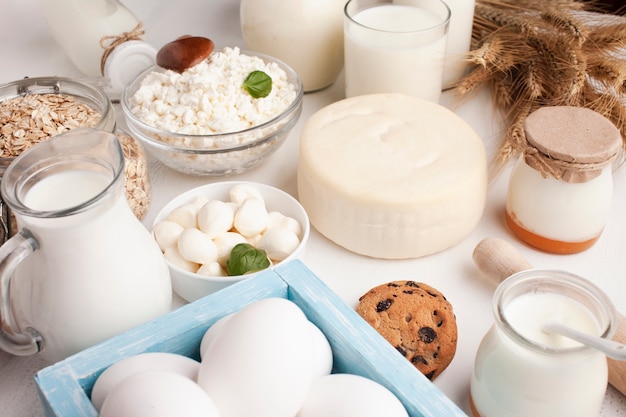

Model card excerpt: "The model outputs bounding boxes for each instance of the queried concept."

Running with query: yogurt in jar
[470,271,615,417]
[505,106,622,254]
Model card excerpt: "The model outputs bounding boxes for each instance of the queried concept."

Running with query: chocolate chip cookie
[356,280,457,380]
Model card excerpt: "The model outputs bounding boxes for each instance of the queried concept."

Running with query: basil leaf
[242,70,272,98]
[226,243,270,276]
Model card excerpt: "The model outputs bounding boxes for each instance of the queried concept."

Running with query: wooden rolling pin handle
[472,237,626,398]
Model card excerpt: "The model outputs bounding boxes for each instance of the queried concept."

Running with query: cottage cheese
[129,47,297,136]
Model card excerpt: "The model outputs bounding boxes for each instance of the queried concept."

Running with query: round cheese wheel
[297,93,487,259]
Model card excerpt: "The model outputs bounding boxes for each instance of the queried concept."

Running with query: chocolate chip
[376,299,393,312]
[411,355,428,365]
[418,326,437,343]
[434,310,444,327]
[406,281,420,288]
[424,370,436,380]
[396,345,407,357]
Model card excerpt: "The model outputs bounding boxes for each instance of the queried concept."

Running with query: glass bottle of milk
[470,270,616,417]
[240,0,345,92]
[43,0,157,92]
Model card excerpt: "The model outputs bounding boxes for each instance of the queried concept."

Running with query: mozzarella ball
[177,228,218,264]
[257,228,300,261]
[267,211,303,238]
[233,197,268,237]
[197,261,227,277]
[166,203,199,229]
[197,200,235,238]
[213,232,248,264]
[153,221,184,251]
[229,183,264,205]
[164,246,199,272]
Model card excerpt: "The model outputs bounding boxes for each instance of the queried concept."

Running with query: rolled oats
[117,130,152,220]
[0,93,100,157]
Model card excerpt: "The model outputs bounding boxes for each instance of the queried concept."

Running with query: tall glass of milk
[470,269,617,417]
[441,0,475,89]
[343,0,450,102]
[0,129,172,362]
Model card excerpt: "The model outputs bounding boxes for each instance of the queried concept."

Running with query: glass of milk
[470,269,617,417]
[343,0,450,102]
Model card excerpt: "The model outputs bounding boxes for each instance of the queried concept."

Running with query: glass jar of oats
[0,77,151,240]
[505,106,622,254]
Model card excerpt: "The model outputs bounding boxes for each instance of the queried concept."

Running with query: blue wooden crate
[34,260,468,417]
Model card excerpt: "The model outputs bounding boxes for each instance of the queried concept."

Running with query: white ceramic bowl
[121,52,303,176]
[153,181,310,302]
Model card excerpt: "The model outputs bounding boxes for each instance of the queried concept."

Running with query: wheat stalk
[455,0,626,174]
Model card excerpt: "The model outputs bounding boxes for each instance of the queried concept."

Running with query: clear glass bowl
[121,52,304,176]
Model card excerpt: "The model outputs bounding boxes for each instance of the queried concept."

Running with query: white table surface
[1,1,625,416]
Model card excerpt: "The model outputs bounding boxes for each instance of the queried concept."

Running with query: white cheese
[297,93,487,259]
[130,47,296,136]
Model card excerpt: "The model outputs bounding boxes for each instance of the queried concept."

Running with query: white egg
[100,370,221,417]
[296,373,409,417]
[197,298,315,417]
[199,313,235,360]
[307,321,333,378]
[91,352,200,411]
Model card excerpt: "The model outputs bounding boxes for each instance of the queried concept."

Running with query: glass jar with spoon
[470,268,620,417]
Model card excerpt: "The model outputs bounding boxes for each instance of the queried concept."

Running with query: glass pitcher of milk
[470,269,617,417]
[0,129,172,362]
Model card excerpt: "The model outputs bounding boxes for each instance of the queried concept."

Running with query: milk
[43,0,140,76]
[344,2,449,101]
[11,169,172,362]
[24,170,109,211]
[442,0,475,88]
[471,291,609,417]
[240,0,345,92]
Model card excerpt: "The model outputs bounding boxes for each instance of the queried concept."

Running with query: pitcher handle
[0,228,44,356]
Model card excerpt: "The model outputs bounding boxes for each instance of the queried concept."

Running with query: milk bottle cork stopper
[523,106,622,182]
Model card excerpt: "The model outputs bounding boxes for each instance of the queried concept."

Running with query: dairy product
[504,106,621,254]
[240,0,344,92]
[344,2,449,101]
[129,47,297,136]
[43,0,143,77]
[470,291,609,417]
[297,93,487,259]
[505,160,613,253]
[441,0,475,88]
[12,169,172,362]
